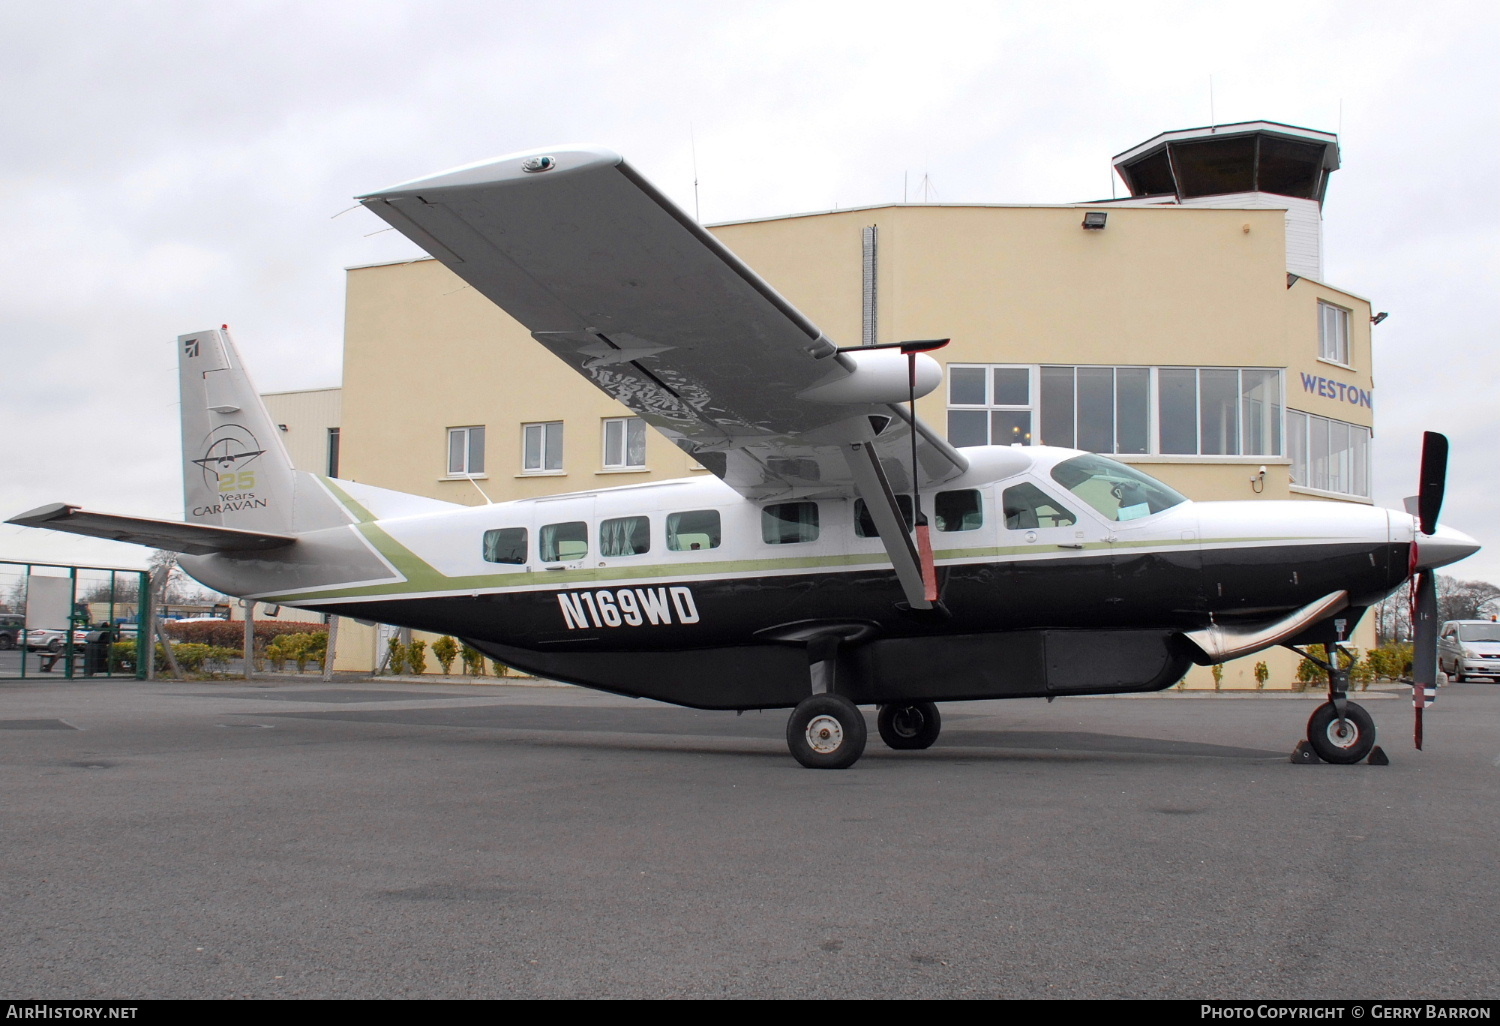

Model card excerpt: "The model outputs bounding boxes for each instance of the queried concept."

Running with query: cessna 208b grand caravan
[11,146,1479,768]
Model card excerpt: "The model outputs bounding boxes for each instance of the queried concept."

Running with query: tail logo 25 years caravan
[557,587,700,630]
[189,424,270,517]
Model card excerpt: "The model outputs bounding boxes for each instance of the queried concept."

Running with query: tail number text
[557,587,699,630]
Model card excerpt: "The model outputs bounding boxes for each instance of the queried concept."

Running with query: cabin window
[599,516,650,556]
[762,502,819,544]
[602,417,647,470]
[540,521,588,562]
[935,489,983,532]
[1002,483,1077,530]
[523,421,564,473]
[1050,453,1187,521]
[667,510,721,551]
[481,527,528,564]
[854,495,913,538]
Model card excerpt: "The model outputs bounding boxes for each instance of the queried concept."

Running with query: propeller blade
[1417,431,1449,535]
[1411,568,1439,749]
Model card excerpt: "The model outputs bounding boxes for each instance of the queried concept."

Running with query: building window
[1319,302,1351,366]
[326,427,340,478]
[947,365,1033,448]
[523,421,563,473]
[1157,367,1282,456]
[1288,410,1370,498]
[602,417,646,469]
[447,425,485,476]
[948,364,1283,458]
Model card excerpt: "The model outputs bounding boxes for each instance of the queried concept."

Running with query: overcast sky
[2,0,1497,585]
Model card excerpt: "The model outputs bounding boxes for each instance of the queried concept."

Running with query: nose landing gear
[1285,640,1381,764]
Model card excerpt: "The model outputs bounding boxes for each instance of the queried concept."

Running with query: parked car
[1438,620,1500,682]
[0,613,22,650]
[23,628,68,653]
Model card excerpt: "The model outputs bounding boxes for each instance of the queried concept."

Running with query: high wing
[356,146,967,503]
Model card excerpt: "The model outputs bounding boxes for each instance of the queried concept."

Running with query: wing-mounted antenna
[837,338,951,612]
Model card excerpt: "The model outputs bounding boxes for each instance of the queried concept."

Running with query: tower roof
[1113,121,1340,206]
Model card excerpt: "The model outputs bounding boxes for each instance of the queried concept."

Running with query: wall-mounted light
[1081,211,1108,230]
[1251,466,1267,494]
[1371,312,1389,325]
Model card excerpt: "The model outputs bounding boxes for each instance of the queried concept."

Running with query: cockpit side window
[1050,454,1187,522]
[1002,483,1076,530]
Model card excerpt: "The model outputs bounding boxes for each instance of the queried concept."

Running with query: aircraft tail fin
[178,328,301,536]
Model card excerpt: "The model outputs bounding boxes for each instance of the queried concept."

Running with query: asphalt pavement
[2,675,1496,999]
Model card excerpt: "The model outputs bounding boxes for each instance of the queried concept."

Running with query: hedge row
[162,619,328,648]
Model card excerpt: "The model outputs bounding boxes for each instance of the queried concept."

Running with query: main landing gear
[782,628,944,768]
[1286,641,1379,765]
[877,701,942,750]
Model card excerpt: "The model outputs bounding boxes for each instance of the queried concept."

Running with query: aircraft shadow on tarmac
[241,699,1284,762]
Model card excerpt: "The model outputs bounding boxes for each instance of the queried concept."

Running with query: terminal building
[266,121,1380,686]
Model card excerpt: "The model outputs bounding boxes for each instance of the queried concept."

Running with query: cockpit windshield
[1050,454,1187,522]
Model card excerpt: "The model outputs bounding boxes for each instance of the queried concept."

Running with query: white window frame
[522,421,564,474]
[946,363,1284,459]
[446,425,485,477]
[1319,301,1351,367]
[1287,409,1371,500]
[601,416,647,471]
[946,364,1036,448]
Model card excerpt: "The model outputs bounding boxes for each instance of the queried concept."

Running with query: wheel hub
[805,714,845,754]
[1325,717,1360,749]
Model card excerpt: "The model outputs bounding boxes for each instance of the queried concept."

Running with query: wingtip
[357,145,625,201]
[6,502,77,527]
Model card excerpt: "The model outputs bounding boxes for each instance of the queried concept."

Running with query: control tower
[1107,121,1340,281]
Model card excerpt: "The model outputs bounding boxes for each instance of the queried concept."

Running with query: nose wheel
[1306,700,1375,764]
[787,694,867,769]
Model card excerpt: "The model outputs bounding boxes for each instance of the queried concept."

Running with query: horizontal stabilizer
[7,503,296,556]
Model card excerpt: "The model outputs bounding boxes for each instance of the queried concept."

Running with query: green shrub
[432,636,459,675]
[1253,661,1270,689]
[491,658,510,678]
[460,645,486,676]
[110,640,137,672]
[406,639,428,675]
[1211,663,1224,690]
[385,638,405,675]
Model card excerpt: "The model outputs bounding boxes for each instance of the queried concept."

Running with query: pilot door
[992,477,1114,628]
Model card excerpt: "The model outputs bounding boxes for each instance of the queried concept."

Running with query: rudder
[178,328,298,535]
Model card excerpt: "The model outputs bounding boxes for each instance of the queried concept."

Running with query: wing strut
[838,338,951,607]
[842,442,931,611]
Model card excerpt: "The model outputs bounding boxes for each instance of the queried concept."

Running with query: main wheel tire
[46,638,63,653]
[1306,701,1376,764]
[787,694,867,769]
[877,701,942,750]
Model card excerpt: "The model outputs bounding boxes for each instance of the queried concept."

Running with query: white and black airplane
[10,146,1479,768]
